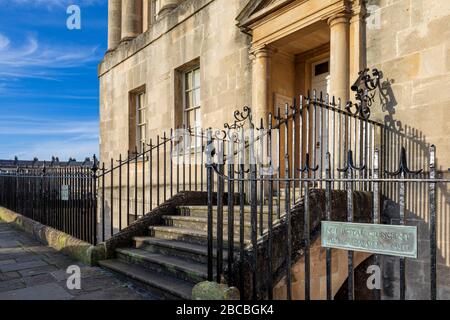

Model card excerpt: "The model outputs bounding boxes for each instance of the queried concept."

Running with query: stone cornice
[237,0,297,30]
[248,0,351,49]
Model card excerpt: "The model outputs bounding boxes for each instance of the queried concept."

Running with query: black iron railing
[0,164,97,244]
[95,127,209,242]
[205,88,450,300]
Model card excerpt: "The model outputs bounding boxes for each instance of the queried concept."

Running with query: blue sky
[0,0,107,161]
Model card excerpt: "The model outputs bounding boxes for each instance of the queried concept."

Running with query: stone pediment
[237,0,296,29]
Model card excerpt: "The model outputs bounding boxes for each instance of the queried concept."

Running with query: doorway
[311,58,330,95]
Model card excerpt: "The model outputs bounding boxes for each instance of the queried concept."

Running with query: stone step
[98,259,193,300]
[116,248,207,284]
[134,237,235,265]
[162,215,267,236]
[277,189,303,198]
[149,226,252,247]
[178,206,281,219]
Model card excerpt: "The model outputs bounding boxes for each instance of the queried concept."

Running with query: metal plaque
[61,185,69,201]
[321,221,418,259]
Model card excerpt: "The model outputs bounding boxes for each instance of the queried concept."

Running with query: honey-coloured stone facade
[99,0,450,299]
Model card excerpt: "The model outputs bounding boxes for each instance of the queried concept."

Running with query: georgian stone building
[99,0,449,166]
[98,0,450,299]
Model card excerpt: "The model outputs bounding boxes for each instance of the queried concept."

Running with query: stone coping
[0,207,105,266]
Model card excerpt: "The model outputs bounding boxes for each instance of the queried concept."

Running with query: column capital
[249,44,276,60]
[327,12,351,27]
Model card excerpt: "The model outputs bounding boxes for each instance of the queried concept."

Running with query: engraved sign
[321,221,417,258]
[61,185,69,201]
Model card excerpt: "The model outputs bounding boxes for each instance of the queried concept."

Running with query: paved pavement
[0,220,157,300]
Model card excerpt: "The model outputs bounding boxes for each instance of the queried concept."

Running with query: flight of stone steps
[99,190,301,299]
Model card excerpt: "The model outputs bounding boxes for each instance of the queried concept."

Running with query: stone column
[251,46,274,125]
[107,0,122,51]
[121,0,143,41]
[328,13,351,103]
[349,3,367,90]
[143,0,149,32]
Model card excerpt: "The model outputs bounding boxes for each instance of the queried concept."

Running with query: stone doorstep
[116,247,207,284]
[134,237,234,263]
[98,259,193,300]
[149,225,252,247]
[161,215,264,235]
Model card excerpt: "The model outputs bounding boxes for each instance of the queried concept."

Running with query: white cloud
[0,33,100,70]
[0,33,10,49]
[0,116,99,160]
[0,116,99,136]
[0,32,101,90]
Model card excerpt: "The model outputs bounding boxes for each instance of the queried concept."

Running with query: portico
[238,0,366,123]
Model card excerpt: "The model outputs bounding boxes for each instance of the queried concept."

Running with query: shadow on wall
[375,78,449,299]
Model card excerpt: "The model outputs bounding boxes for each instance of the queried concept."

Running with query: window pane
[187,110,196,130]
[315,61,329,76]
[195,108,201,128]
[185,91,193,109]
[133,91,146,150]
[138,108,145,123]
[139,125,146,141]
[185,71,192,90]
[193,88,200,107]
[193,68,200,87]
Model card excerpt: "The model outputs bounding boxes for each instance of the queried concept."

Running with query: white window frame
[182,67,201,152]
[136,92,147,154]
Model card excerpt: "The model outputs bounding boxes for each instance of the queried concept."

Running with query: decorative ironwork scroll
[224,106,254,130]
[346,68,382,120]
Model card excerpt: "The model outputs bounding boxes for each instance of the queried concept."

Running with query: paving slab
[0,221,157,300]
[0,278,26,293]
[0,283,74,300]
[23,274,56,287]
[0,272,20,281]
[18,265,59,277]
[0,260,48,273]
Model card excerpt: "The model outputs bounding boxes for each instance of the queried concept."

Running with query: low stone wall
[0,207,105,266]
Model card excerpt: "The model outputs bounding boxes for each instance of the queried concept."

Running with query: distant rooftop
[0,156,95,170]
